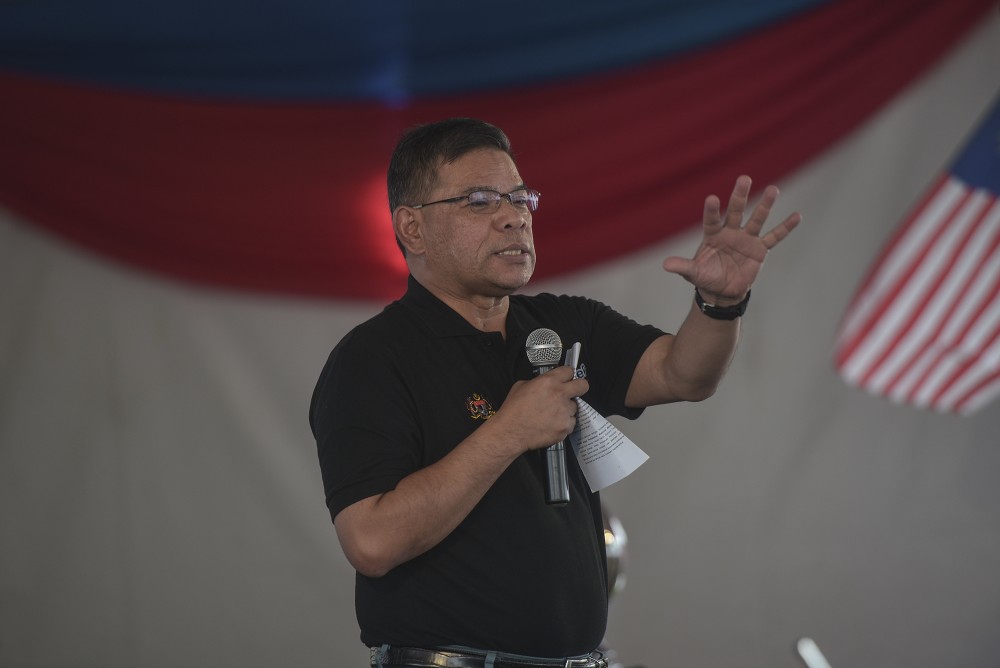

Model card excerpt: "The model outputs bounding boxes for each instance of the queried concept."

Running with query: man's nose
[496,198,529,228]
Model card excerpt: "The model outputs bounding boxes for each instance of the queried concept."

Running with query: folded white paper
[568,398,649,492]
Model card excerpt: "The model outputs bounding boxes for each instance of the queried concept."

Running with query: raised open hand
[662,175,801,304]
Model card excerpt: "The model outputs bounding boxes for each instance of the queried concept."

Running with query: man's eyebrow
[459,183,527,194]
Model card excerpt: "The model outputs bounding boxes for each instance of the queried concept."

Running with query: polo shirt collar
[401,275,497,338]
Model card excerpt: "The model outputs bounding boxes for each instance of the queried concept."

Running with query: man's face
[416,148,536,300]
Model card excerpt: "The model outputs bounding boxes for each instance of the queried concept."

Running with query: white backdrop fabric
[2,14,999,668]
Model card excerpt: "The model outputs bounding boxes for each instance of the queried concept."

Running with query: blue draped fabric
[0,0,830,100]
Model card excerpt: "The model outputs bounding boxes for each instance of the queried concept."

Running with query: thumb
[662,255,694,280]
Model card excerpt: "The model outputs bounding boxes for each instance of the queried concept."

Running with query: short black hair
[387,117,514,214]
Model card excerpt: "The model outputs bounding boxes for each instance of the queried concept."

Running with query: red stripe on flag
[836,173,950,341]
[837,89,1000,414]
[861,187,983,385]
[834,177,969,375]
[895,248,1000,399]
[914,282,1000,410]
[906,200,1000,410]
[835,184,1000,413]
[920,243,1000,408]
[954,367,1000,414]
[890,206,1000,403]
[862,191,998,390]
[909,261,1000,407]
[833,175,952,367]
[930,316,1000,412]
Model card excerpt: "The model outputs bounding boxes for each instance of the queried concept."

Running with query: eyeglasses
[410,188,540,214]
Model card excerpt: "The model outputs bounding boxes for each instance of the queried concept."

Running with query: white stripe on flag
[835,177,1000,413]
[837,177,982,382]
[913,266,1000,411]
[865,190,997,391]
[835,177,965,348]
[890,203,1000,405]
[932,330,1000,413]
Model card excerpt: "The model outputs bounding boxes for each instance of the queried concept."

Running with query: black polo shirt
[310,275,665,656]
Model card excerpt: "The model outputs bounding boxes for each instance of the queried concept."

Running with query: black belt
[369,645,609,668]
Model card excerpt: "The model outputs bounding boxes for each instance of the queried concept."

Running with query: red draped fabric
[0,0,991,300]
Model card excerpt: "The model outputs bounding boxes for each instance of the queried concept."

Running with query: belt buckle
[369,645,389,668]
[564,653,608,668]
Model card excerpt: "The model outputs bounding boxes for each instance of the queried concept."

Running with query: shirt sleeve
[569,296,667,420]
[309,329,423,520]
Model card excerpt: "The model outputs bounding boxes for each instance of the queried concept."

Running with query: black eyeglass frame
[409,188,540,213]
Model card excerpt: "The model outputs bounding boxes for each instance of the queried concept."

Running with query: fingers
[671,176,800,276]
[530,365,589,400]
[724,175,752,229]
[719,176,799,245]
[544,368,588,418]
[761,211,802,249]
[501,370,588,452]
[565,375,590,400]
[540,365,576,383]
[526,369,588,445]
[703,193,722,232]
[744,184,779,237]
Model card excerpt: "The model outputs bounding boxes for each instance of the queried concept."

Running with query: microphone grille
[525,328,563,367]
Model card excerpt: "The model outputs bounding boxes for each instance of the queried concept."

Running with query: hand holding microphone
[525,328,581,506]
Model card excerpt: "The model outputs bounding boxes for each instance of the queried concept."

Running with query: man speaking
[310,117,800,667]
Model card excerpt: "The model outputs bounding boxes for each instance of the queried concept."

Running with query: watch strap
[694,288,750,320]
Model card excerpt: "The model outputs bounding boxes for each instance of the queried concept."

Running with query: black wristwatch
[694,288,751,320]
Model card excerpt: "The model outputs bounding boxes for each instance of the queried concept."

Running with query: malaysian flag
[835,95,1000,414]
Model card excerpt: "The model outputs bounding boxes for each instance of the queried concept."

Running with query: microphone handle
[545,441,570,506]
[534,363,571,506]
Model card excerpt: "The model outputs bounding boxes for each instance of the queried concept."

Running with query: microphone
[525,328,571,506]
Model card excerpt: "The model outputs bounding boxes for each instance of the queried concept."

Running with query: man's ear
[393,206,426,256]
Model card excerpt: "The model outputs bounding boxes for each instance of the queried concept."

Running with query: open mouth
[496,244,531,257]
